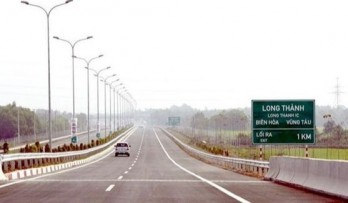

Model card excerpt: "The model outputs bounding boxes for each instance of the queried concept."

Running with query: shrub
[45,144,50,152]
[3,142,9,153]
[24,144,30,153]
[35,141,40,150]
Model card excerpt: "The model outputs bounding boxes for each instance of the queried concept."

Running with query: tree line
[137,104,348,145]
[0,102,87,141]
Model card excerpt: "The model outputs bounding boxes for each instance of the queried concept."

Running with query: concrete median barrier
[267,156,348,199]
[273,157,295,183]
[264,156,280,180]
[289,157,309,186]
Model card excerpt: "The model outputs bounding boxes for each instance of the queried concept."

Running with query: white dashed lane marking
[105,184,115,192]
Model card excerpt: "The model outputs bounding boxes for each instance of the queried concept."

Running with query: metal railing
[0,127,136,180]
[160,127,269,176]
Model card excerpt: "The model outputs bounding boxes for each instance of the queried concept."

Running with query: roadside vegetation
[138,104,348,161]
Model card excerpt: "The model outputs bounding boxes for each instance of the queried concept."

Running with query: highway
[0,127,341,202]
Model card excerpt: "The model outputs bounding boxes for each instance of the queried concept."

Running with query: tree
[324,120,336,134]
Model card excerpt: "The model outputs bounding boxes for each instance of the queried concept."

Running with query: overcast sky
[1,0,348,113]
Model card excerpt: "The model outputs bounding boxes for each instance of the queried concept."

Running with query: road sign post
[71,118,78,144]
[168,117,180,126]
[252,100,315,144]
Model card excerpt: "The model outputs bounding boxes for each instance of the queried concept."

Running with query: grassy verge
[168,128,348,161]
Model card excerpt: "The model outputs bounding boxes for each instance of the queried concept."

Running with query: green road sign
[168,117,180,126]
[96,132,100,138]
[252,100,315,144]
[71,135,78,144]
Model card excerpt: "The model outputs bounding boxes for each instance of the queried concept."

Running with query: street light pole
[21,0,73,152]
[53,36,92,137]
[53,36,92,126]
[119,88,127,128]
[74,55,103,144]
[116,85,125,130]
[108,79,120,133]
[90,66,111,137]
[101,74,116,138]
[113,83,123,131]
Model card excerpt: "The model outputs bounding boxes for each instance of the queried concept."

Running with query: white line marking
[105,184,115,192]
[132,164,135,167]
[153,128,251,203]
[27,179,267,183]
[124,171,128,174]
[129,167,132,170]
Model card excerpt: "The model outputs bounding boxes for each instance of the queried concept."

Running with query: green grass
[170,128,348,161]
[227,146,348,161]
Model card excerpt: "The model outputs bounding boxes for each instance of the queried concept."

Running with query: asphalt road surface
[0,126,342,202]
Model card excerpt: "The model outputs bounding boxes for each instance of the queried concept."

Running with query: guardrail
[160,128,269,177]
[0,128,104,153]
[0,127,137,181]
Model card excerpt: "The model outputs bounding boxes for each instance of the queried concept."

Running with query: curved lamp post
[74,54,103,144]
[53,36,92,137]
[108,79,120,133]
[113,83,123,131]
[90,66,111,137]
[21,0,73,152]
[100,74,116,138]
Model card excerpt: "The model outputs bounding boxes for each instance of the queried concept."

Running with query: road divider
[160,128,269,177]
[265,156,348,200]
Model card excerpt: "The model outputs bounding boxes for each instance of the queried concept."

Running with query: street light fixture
[21,0,73,152]
[53,36,93,138]
[90,66,111,137]
[74,54,103,144]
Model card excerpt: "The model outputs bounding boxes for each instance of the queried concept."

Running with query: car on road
[115,142,130,157]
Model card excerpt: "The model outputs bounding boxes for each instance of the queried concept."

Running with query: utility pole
[333,77,343,109]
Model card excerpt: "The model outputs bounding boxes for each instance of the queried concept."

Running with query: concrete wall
[266,156,348,199]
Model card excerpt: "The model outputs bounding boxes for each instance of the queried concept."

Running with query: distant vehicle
[115,142,130,157]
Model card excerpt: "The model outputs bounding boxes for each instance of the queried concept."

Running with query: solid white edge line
[153,128,251,203]
[105,184,115,192]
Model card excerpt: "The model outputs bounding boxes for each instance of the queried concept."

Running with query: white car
[115,142,130,157]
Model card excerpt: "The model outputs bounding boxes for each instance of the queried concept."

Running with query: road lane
[154,127,342,203]
[0,126,343,202]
